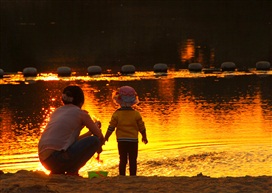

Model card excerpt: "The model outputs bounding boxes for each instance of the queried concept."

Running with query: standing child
[105,86,148,176]
[38,85,104,176]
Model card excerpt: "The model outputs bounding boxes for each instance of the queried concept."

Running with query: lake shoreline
[1,170,271,193]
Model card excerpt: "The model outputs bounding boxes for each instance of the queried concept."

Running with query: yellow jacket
[107,107,146,142]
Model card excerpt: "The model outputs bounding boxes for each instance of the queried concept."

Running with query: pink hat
[113,86,139,107]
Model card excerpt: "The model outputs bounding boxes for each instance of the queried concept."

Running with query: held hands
[104,131,111,142]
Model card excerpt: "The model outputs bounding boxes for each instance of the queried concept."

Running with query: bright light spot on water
[0,70,271,177]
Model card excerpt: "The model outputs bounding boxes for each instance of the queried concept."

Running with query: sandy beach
[0,170,271,193]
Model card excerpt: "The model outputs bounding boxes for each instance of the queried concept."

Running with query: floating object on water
[87,65,102,75]
[0,69,4,78]
[256,61,271,70]
[88,171,108,178]
[23,67,38,77]
[57,66,71,77]
[121,65,136,74]
[221,62,236,71]
[153,63,168,73]
[188,63,202,72]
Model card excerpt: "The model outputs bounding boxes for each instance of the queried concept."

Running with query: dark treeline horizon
[0,0,271,72]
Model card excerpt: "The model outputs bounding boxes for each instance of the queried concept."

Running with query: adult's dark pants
[41,136,100,174]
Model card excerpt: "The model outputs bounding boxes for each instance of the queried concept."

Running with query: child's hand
[142,137,148,144]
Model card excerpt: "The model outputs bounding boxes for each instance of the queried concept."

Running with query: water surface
[0,70,271,177]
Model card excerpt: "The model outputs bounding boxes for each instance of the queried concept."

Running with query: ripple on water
[135,149,272,177]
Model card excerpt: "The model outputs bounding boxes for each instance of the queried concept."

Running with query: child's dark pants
[118,141,138,176]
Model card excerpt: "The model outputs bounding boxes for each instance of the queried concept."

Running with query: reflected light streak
[0,107,13,144]
[79,83,110,136]
[173,89,272,144]
[156,79,176,101]
[40,107,55,133]
[180,39,195,63]
[1,71,270,86]
[1,74,271,177]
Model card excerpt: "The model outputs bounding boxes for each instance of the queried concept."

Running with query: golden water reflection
[179,38,215,67]
[180,38,195,63]
[0,72,271,177]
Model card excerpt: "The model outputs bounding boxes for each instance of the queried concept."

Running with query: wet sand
[0,170,271,193]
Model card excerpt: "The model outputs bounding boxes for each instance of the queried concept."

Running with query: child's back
[104,86,148,176]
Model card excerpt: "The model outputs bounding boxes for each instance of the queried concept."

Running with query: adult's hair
[62,85,84,106]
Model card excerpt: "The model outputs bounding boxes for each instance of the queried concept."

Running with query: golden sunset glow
[1,0,271,183]
[0,72,271,177]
